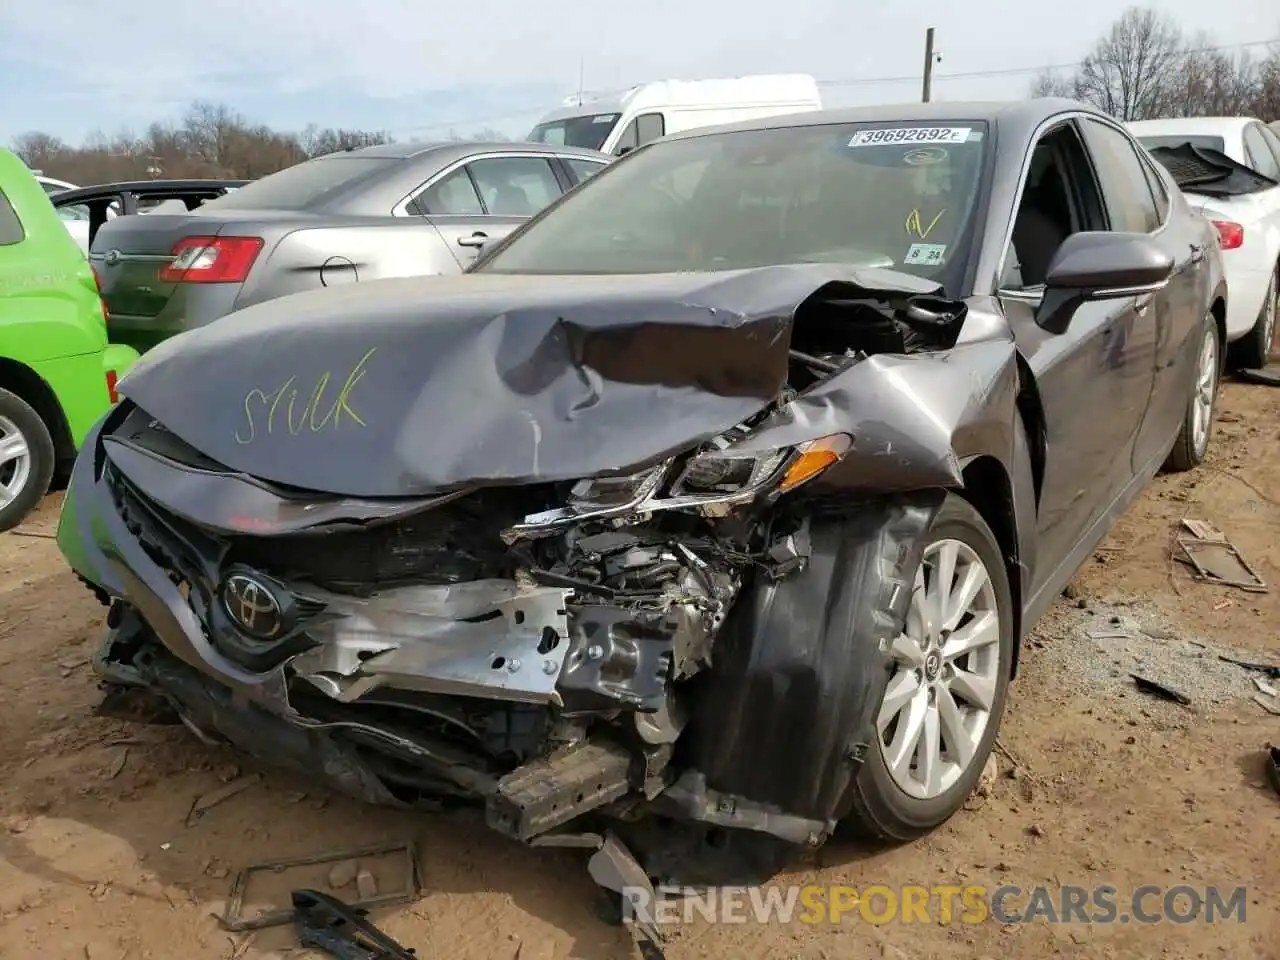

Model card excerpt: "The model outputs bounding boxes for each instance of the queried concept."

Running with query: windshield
[1138,134,1226,154]
[200,156,395,211]
[528,113,621,150]
[479,121,989,291]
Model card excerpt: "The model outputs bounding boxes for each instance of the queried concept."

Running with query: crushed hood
[118,265,941,498]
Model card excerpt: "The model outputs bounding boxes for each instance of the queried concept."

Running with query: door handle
[457,232,488,248]
[1189,243,1205,264]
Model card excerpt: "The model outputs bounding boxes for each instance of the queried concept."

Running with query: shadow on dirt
[1,698,641,959]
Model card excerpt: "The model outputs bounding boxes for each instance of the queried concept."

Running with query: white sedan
[1130,117,1280,368]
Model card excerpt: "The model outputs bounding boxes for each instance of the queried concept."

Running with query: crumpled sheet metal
[735,337,1020,491]
[115,264,948,499]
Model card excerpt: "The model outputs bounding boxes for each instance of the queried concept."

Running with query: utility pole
[577,57,585,106]
[921,27,937,103]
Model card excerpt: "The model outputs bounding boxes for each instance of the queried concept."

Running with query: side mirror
[615,144,634,157]
[1036,231,1175,335]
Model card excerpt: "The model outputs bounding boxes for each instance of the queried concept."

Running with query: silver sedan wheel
[1261,271,1277,360]
[1190,325,1218,458]
[0,415,32,510]
[877,538,1002,800]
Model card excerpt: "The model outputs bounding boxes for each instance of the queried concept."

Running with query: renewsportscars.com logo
[620,883,1249,926]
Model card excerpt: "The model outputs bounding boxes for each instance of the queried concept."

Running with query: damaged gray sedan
[58,99,1226,894]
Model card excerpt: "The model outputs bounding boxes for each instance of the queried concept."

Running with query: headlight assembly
[502,433,853,542]
[568,462,667,512]
[672,433,852,500]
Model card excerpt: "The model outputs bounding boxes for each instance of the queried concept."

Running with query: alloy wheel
[0,415,32,510]
[1190,325,1218,458]
[877,538,1002,800]
[1263,272,1277,362]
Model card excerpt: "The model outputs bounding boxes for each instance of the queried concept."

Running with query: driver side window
[1001,122,1105,290]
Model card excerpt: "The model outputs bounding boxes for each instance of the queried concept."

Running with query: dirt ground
[2,381,1280,960]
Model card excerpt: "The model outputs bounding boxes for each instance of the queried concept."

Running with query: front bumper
[56,409,681,837]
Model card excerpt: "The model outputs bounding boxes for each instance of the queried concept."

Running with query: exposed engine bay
[63,265,988,914]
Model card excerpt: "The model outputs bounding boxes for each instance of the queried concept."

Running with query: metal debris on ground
[1219,655,1280,680]
[1175,519,1267,593]
[106,747,129,779]
[290,888,416,960]
[220,840,421,932]
[355,869,378,900]
[186,773,261,826]
[327,860,359,890]
[1130,674,1192,706]
[1236,364,1280,387]
[1254,695,1280,716]
[531,830,667,959]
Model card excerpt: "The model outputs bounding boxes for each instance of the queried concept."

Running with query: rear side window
[1080,119,1161,233]
[1260,125,1280,172]
[565,157,607,183]
[412,167,483,216]
[201,156,396,211]
[1137,153,1170,226]
[0,188,24,246]
[468,157,562,215]
[1243,124,1280,181]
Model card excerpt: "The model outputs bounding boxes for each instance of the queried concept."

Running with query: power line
[818,37,1280,87]
[395,36,1280,138]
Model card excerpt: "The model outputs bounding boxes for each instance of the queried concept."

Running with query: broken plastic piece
[1236,364,1280,387]
[1219,655,1280,679]
[291,888,417,959]
[1130,674,1191,706]
[1176,521,1267,593]
[220,841,420,932]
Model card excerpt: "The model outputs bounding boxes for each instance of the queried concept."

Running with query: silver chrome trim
[89,252,174,264]
[1089,279,1169,298]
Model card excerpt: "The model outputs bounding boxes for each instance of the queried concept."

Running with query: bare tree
[11,131,68,171]
[1030,70,1080,99]
[1029,9,1279,122]
[1072,7,1185,119]
[9,101,394,183]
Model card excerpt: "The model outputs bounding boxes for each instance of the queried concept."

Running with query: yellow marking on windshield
[905,208,947,240]
[235,347,376,444]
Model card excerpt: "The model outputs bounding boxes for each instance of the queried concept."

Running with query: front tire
[0,388,55,533]
[1165,318,1220,472]
[843,493,1014,841]
[1229,265,1277,370]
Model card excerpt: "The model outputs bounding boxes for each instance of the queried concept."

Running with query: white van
[527,74,823,157]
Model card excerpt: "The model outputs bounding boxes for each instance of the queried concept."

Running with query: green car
[0,150,139,531]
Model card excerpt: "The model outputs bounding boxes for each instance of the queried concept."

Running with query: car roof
[1126,117,1257,138]
[661,98,1101,141]
[337,140,612,162]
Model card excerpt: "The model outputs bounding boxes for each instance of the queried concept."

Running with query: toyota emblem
[222,571,285,640]
[103,249,122,265]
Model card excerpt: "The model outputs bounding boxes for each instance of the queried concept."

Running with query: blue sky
[0,0,1270,147]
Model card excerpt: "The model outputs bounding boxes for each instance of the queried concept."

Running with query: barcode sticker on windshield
[848,127,972,147]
